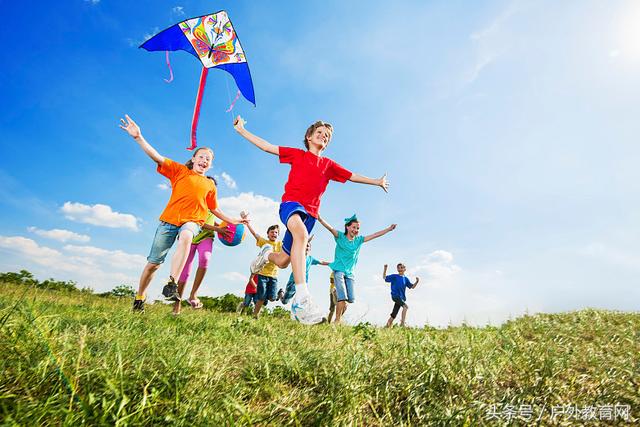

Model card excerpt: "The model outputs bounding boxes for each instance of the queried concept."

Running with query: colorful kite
[140,10,255,150]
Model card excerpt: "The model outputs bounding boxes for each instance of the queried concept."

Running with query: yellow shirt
[256,237,283,278]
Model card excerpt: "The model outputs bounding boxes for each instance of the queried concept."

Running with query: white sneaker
[250,245,272,274]
[291,295,325,325]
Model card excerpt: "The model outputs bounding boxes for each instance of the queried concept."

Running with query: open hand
[388,224,397,231]
[119,114,141,139]
[379,173,389,193]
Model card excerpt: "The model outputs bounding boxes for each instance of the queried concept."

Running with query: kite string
[223,76,240,117]
[164,51,174,83]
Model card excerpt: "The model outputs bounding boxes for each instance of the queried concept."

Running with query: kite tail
[225,90,241,113]
[164,51,174,83]
[189,67,209,150]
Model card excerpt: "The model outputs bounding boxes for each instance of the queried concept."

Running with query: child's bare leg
[253,299,265,318]
[286,215,309,285]
[268,251,291,269]
[335,301,346,324]
[170,230,194,280]
[386,316,394,328]
[137,262,161,297]
[400,306,408,326]
[173,281,187,314]
[189,267,207,300]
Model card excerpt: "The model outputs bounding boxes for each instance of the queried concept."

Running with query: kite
[140,11,256,150]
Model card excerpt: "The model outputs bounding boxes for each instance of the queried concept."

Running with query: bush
[110,284,136,298]
[200,293,242,312]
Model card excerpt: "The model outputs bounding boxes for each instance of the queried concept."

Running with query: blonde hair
[303,121,333,150]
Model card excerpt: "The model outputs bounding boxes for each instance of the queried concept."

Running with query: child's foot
[189,298,203,309]
[277,288,284,302]
[162,278,181,302]
[291,295,324,325]
[132,298,145,313]
[250,245,272,274]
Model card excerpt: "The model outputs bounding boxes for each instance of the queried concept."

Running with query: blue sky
[1,0,639,326]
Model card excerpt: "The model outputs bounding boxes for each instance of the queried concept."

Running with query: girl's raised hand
[233,115,246,132]
[119,114,141,139]
[379,173,389,193]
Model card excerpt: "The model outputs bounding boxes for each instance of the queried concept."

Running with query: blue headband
[344,214,358,224]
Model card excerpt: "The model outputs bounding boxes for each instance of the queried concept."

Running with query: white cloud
[0,235,144,292]
[215,172,237,190]
[220,271,248,283]
[27,226,90,243]
[218,192,280,234]
[157,183,170,191]
[61,202,139,231]
[172,6,185,16]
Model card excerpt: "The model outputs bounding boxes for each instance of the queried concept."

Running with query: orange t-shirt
[157,158,218,226]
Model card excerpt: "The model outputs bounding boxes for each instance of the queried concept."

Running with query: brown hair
[267,225,280,233]
[303,121,333,150]
[185,147,214,169]
[344,219,359,235]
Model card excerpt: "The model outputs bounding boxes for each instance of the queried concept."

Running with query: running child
[234,116,388,324]
[383,263,420,327]
[280,235,330,305]
[236,274,259,315]
[172,208,232,315]
[317,214,396,324]
[119,114,246,312]
[245,222,283,318]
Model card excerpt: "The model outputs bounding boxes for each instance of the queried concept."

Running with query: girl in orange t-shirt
[120,114,247,313]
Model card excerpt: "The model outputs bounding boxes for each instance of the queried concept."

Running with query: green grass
[1,283,638,425]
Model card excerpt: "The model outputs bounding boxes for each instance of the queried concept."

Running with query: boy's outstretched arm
[348,172,389,193]
[411,277,420,288]
[244,220,262,242]
[364,224,397,243]
[119,114,164,165]
[383,264,388,281]
[233,116,279,156]
[317,214,339,238]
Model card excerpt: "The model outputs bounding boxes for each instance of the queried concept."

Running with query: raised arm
[243,220,262,242]
[317,214,339,238]
[363,224,397,243]
[211,207,247,226]
[233,116,279,156]
[382,264,388,281]
[348,172,389,193]
[119,115,164,165]
[411,277,420,288]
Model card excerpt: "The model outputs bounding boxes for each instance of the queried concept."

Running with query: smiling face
[190,148,213,175]
[396,264,406,275]
[267,225,279,241]
[304,121,333,152]
[345,221,360,238]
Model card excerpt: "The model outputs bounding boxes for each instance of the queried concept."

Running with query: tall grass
[1,283,638,425]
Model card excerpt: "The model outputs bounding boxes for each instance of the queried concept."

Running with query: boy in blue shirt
[383,263,420,327]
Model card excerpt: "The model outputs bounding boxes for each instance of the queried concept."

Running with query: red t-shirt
[278,147,352,217]
[245,275,257,294]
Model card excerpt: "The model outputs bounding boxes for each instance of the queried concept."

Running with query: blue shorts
[281,277,296,304]
[255,274,278,301]
[279,202,316,255]
[333,270,355,303]
[243,293,258,306]
[147,221,201,264]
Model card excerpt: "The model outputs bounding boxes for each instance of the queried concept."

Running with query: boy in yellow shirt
[245,223,283,318]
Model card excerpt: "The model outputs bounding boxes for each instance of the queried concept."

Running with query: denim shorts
[255,274,278,301]
[147,221,201,264]
[279,202,316,255]
[243,293,258,306]
[333,270,355,303]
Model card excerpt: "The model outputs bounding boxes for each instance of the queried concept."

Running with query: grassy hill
[1,283,638,425]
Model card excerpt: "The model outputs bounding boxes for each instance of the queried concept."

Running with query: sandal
[189,299,203,309]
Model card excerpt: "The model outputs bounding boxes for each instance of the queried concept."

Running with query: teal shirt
[329,232,365,276]
[287,255,320,283]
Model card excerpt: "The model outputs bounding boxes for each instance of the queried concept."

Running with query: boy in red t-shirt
[233,116,389,324]
[236,274,259,315]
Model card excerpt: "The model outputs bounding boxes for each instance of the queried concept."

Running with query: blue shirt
[386,274,413,301]
[288,255,320,283]
[329,232,365,276]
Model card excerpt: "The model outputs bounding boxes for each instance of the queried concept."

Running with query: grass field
[1,283,638,425]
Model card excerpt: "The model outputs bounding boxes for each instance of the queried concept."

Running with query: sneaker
[162,278,181,302]
[250,245,273,274]
[277,288,284,302]
[290,295,324,325]
[132,298,145,313]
